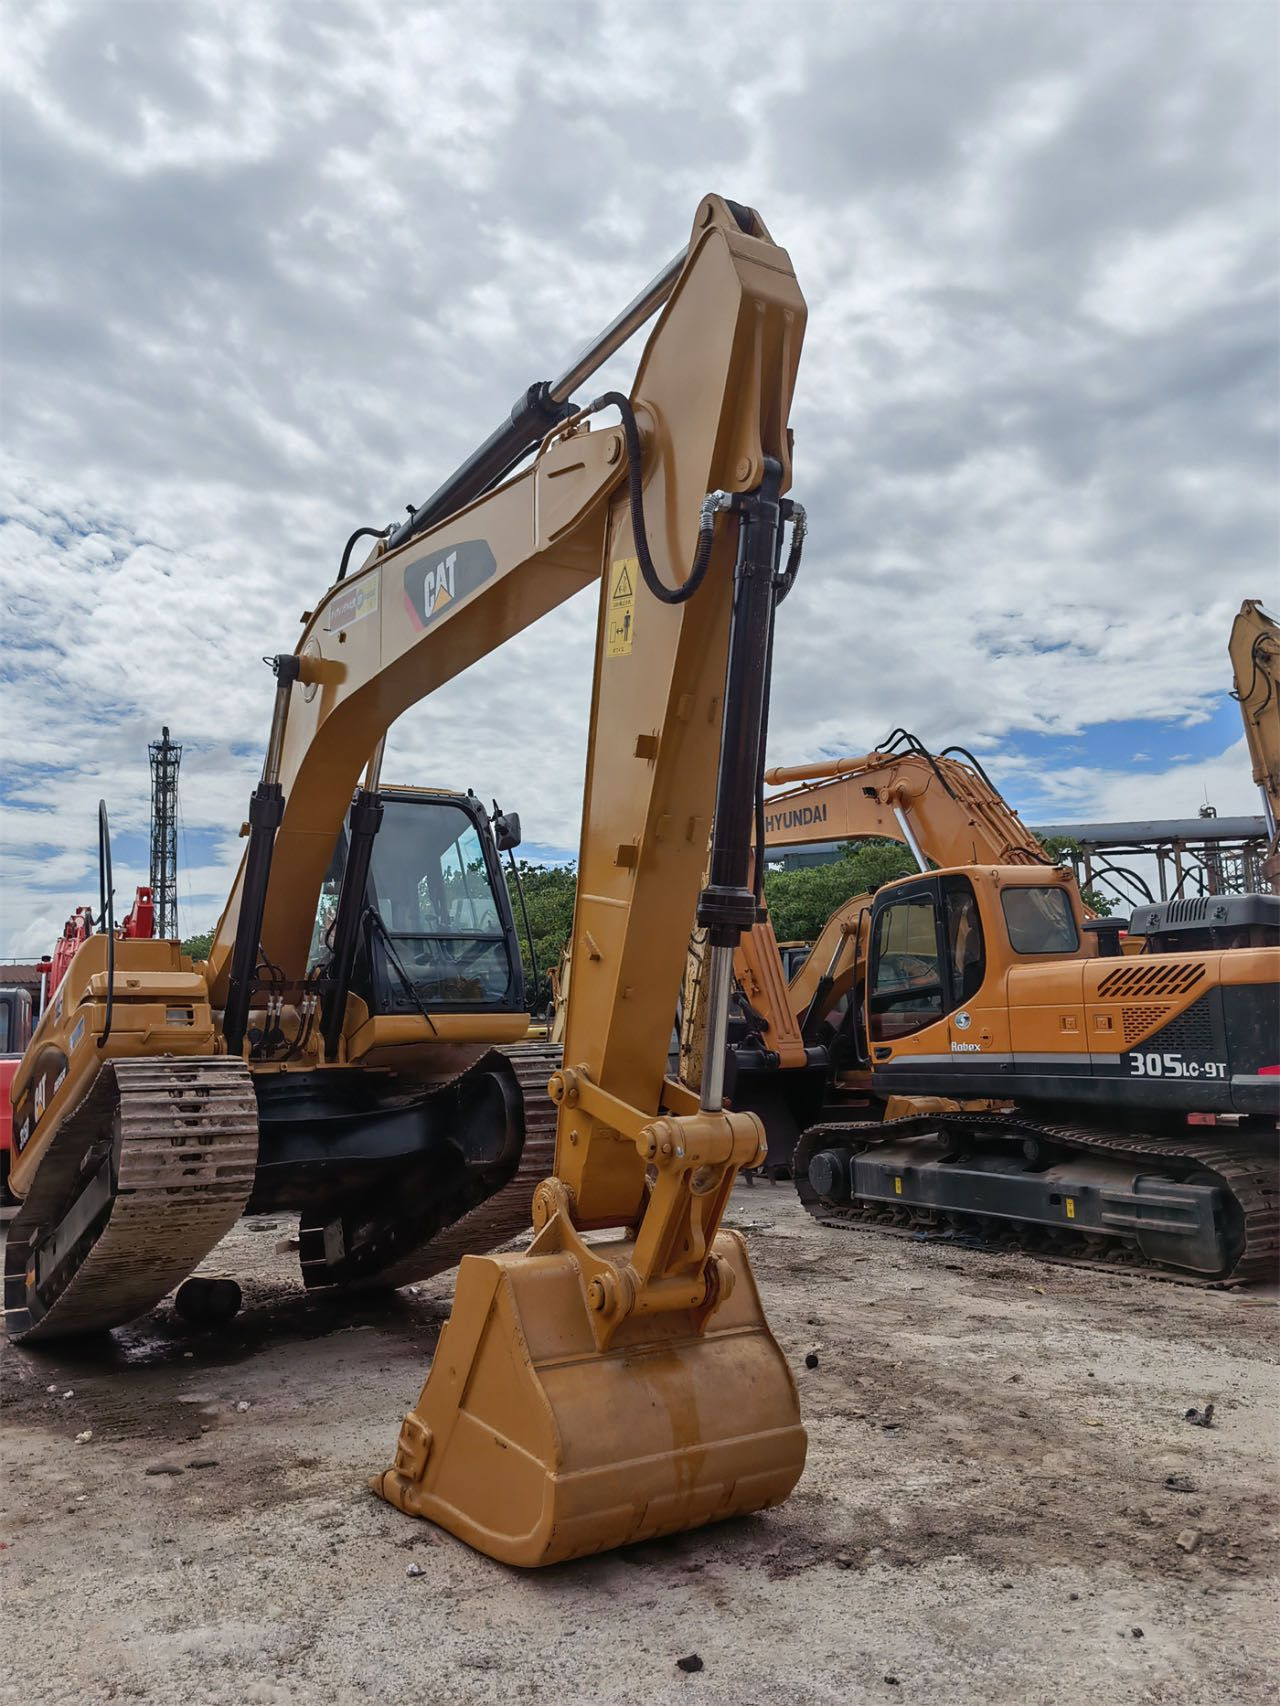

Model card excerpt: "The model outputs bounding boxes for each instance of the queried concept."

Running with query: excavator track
[4,1057,258,1342]
[298,1042,561,1293]
[793,1113,1279,1287]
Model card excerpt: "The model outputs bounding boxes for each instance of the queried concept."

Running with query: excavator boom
[761,735,1047,865]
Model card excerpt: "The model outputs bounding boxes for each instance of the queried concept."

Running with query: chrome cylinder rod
[363,736,386,795]
[549,247,687,404]
[699,943,735,1113]
[892,804,929,873]
[1260,784,1277,841]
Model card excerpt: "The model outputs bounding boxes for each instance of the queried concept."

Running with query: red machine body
[0,986,36,1204]
[48,907,94,999]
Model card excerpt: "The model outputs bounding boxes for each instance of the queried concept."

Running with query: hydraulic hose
[589,391,720,605]
[774,502,806,604]
[595,389,808,617]
[337,526,390,583]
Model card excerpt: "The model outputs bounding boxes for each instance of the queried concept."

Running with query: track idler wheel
[807,1147,852,1204]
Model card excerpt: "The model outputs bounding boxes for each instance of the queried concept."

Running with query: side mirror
[493,809,522,853]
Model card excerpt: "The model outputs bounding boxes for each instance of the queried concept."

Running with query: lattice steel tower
[148,726,182,939]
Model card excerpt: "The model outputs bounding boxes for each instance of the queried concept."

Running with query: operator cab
[865,867,1082,1045]
[309,788,526,1017]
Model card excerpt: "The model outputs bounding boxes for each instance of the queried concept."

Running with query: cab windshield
[308,796,520,1012]
[868,892,943,1042]
[369,799,515,1009]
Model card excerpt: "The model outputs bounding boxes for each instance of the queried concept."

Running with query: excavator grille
[1155,995,1215,1051]
[1121,1004,1173,1046]
[1098,961,1206,1000]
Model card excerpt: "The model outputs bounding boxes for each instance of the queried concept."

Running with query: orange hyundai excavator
[790,855,1277,1283]
[8,194,811,1565]
[694,735,1278,1282]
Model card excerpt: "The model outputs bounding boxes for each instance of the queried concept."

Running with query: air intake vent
[1097,961,1206,1000]
[1122,1004,1172,1046]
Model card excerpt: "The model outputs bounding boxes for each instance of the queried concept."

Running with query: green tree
[762,841,918,941]
[503,862,577,1010]
[181,929,214,960]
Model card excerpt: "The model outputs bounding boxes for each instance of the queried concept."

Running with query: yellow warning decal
[1065,1197,1076,1220]
[893,1177,903,1196]
[606,557,637,657]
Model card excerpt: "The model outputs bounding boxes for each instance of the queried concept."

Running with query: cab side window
[943,876,985,1003]
[1001,885,1078,954]
[868,894,943,1041]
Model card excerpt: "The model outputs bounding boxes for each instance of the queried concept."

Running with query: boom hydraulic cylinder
[223,655,298,1055]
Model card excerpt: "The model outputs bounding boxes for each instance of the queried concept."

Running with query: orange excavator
[689,734,1278,1282]
[789,853,1277,1283]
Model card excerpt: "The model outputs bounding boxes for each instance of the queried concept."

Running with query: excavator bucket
[373,1229,805,1567]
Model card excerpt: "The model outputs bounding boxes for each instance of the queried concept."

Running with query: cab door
[865,873,1007,1093]
[865,877,947,1050]
[938,873,1002,1059]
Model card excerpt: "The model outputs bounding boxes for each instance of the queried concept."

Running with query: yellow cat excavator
[7,194,810,1565]
[1230,598,1280,890]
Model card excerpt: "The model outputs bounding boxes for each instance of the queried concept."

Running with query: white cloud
[1,1,1275,954]
[1083,214,1269,335]
[1045,737,1263,825]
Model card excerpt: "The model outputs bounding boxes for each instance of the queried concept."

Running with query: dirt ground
[2,1184,1277,1706]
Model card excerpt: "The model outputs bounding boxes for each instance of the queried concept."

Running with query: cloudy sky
[1,0,1276,956]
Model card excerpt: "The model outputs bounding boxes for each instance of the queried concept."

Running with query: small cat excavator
[7,194,811,1565]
